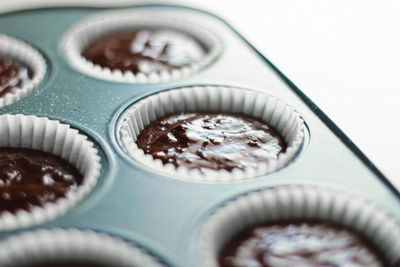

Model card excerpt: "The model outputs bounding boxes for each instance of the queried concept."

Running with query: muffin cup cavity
[118,86,305,183]
[0,228,164,267]
[198,185,400,267]
[0,114,101,231]
[0,34,46,107]
[62,9,222,83]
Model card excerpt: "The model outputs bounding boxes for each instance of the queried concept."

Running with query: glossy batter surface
[0,58,31,97]
[0,147,83,213]
[219,222,385,267]
[136,112,286,171]
[83,31,205,74]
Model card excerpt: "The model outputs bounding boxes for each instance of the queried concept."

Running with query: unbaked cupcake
[0,114,101,230]
[0,34,46,107]
[63,9,221,83]
[198,185,400,267]
[119,86,305,183]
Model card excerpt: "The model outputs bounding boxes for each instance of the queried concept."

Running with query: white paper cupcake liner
[198,185,400,267]
[0,228,163,266]
[119,86,305,183]
[0,114,101,231]
[62,9,222,83]
[0,34,46,107]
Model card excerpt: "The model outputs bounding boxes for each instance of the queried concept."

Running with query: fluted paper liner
[0,229,163,266]
[0,34,46,107]
[0,114,101,231]
[63,9,221,83]
[198,185,400,267]
[119,86,305,183]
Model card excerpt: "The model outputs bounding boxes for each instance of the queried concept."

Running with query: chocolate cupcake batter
[0,58,31,97]
[83,31,205,74]
[0,147,83,213]
[136,112,286,171]
[219,221,385,267]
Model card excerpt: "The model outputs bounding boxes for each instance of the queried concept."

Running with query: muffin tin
[0,3,400,266]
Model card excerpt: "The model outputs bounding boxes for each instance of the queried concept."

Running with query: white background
[1,0,400,187]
